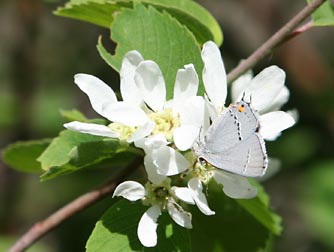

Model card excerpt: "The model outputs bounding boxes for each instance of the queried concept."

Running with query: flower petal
[265,85,290,112]
[259,111,295,140]
[138,205,161,247]
[212,170,257,199]
[113,181,146,201]
[64,121,118,138]
[144,153,167,185]
[127,120,155,143]
[173,64,199,111]
[135,60,166,111]
[188,177,215,215]
[179,96,205,127]
[167,200,192,229]
[172,187,195,205]
[241,66,286,113]
[173,125,199,151]
[201,41,227,107]
[231,70,253,103]
[153,146,190,176]
[134,134,168,153]
[74,74,117,117]
[120,50,144,106]
[102,101,149,126]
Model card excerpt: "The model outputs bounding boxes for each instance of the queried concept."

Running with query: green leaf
[99,4,204,99]
[38,130,104,170]
[307,0,334,26]
[60,109,88,122]
[236,181,282,236]
[299,160,334,248]
[86,199,191,252]
[54,0,123,28]
[37,130,136,180]
[55,0,223,45]
[190,181,281,252]
[2,139,52,173]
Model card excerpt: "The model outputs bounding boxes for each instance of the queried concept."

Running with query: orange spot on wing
[237,104,245,112]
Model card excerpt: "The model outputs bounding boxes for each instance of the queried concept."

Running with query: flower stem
[8,156,143,252]
[226,0,326,84]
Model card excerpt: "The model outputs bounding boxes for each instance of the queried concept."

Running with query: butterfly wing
[204,101,259,153]
[201,133,268,177]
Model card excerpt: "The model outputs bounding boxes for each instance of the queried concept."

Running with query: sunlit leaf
[55,0,223,45]
[307,0,334,26]
[37,130,137,180]
[98,3,204,99]
[2,139,51,173]
[86,199,191,252]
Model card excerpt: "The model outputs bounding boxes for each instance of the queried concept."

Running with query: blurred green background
[0,0,333,251]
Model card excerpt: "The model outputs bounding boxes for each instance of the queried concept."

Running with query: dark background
[0,0,333,251]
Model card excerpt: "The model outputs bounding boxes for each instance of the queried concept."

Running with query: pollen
[148,108,180,141]
[108,122,137,141]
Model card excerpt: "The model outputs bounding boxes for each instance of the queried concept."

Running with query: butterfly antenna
[241,91,246,101]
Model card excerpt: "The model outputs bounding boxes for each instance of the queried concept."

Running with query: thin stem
[226,0,326,83]
[9,156,143,252]
[280,20,314,45]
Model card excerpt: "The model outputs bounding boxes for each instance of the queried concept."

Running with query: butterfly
[195,98,268,177]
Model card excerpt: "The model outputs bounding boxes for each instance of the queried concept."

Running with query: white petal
[287,108,299,123]
[135,134,168,153]
[173,64,199,111]
[135,60,166,111]
[265,85,290,112]
[153,146,190,176]
[204,94,218,122]
[231,70,253,103]
[64,121,118,138]
[120,50,144,106]
[112,181,146,201]
[173,125,199,151]
[179,96,205,127]
[102,101,149,126]
[212,170,257,199]
[144,153,167,185]
[201,41,227,107]
[138,205,161,247]
[172,187,195,205]
[259,111,295,140]
[74,74,117,117]
[188,178,215,215]
[242,66,286,113]
[127,120,155,143]
[167,201,192,229]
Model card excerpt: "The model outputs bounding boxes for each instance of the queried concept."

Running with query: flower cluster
[64,41,295,247]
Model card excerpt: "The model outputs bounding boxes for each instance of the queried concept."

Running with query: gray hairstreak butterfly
[195,98,268,177]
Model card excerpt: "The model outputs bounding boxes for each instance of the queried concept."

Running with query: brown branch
[7,1,327,251]
[9,156,143,252]
[226,0,326,83]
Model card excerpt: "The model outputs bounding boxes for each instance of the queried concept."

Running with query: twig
[9,156,143,252]
[226,0,326,83]
[7,1,327,251]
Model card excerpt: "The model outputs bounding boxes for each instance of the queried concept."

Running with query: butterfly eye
[237,104,245,113]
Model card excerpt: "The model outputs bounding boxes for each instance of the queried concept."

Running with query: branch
[9,156,143,252]
[226,0,326,83]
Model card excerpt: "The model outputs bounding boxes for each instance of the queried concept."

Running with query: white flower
[187,41,296,200]
[64,51,206,152]
[113,179,195,247]
[202,41,295,141]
